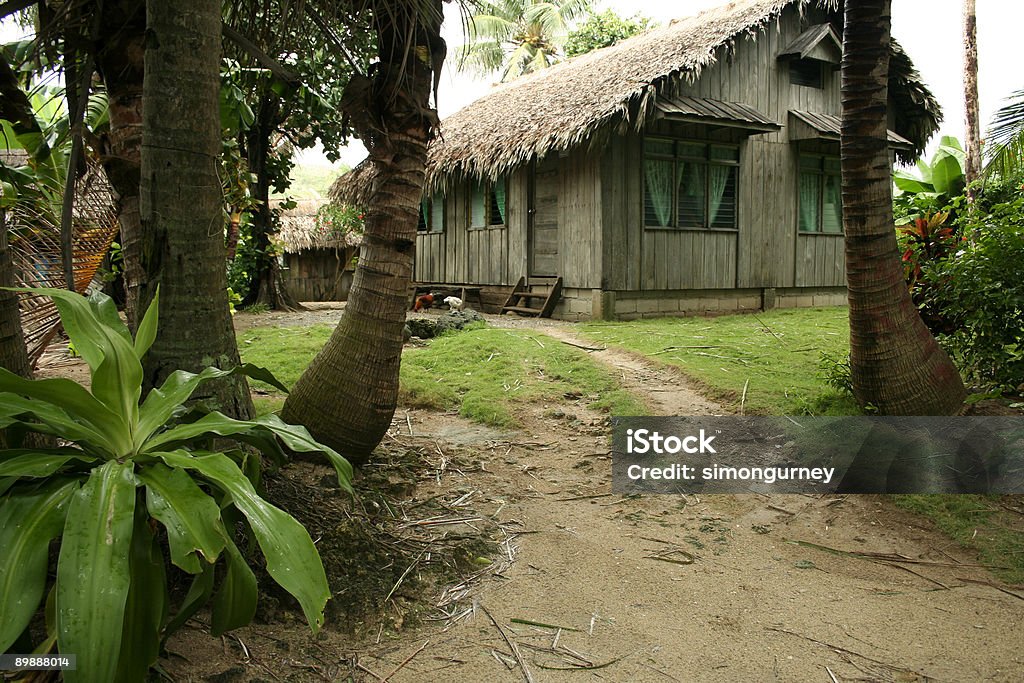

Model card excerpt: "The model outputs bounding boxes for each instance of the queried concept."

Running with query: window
[470,177,507,228]
[418,194,445,233]
[798,155,843,234]
[790,59,823,89]
[643,138,738,230]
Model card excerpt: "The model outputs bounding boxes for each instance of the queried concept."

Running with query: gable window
[790,59,823,89]
[643,138,739,230]
[418,194,445,233]
[470,177,507,228]
[798,155,843,233]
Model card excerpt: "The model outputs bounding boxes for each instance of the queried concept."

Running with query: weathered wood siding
[601,3,847,292]
[282,249,354,301]
[556,149,602,289]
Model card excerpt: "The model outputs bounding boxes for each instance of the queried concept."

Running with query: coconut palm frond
[983,87,1024,178]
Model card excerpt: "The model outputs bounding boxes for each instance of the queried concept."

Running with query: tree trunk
[841,0,966,416]
[0,212,31,379]
[95,0,146,328]
[240,101,302,312]
[138,0,253,419]
[281,1,443,464]
[963,0,981,191]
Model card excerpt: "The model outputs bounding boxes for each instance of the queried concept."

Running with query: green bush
[921,199,1024,390]
[0,288,352,682]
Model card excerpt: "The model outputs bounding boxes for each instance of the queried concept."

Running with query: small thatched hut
[275,198,360,302]
[332,0,940,320]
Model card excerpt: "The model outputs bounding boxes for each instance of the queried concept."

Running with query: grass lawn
[238,324,646,426]
[580,307,857,415]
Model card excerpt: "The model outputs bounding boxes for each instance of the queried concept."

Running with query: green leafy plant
[920,198,1024,390]
[893,136,967,212]
[0,287,353,682]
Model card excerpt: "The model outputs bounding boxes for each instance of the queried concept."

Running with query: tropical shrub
[0,288,353,682]
[920,199,1024,390]
[893,136,967,223]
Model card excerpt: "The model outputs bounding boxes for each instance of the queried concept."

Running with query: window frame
[797,154,844,235]
[417,194,445,234]
[642,137,740,232]
[469,176,508,230]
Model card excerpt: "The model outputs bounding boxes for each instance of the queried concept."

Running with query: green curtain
[708,165,731,226]
[470,181,485,228]
[644,158,674,226]
[799,172,820,232]
[493,179,506,224]
[822,174,842,233]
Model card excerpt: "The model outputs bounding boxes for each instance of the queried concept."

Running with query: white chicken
[443,296,464,311]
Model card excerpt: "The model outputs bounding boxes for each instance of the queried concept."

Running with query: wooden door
[529,156,559,276]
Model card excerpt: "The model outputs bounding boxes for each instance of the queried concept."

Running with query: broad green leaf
[930,146,965,197]
[137,363,289,448]
[115,502,167,683]
[155,450,329,633]
[0,479,79,652]
[0,368,131,451]
[145,412,352,492]
[0,392,114,449]
[57,460,137,683]
[89,292,132,345]
[211,535,258,636]
[0,449,94,478]
[892,170,932,195]
[139,462,226,573]
[12,288,143,426]
[134,288,159,358]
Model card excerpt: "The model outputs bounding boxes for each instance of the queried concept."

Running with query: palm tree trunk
[963,0,981,191]
[138,0,253,419]
[841,0,966,415]
[281,1,443,464]
[95,0,146,327]
[0,212,31,380]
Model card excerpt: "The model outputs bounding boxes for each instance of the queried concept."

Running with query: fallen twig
[957,576,1024,601]
[481,604,534,683]
[382,640,429,682]
[558,339,607,352]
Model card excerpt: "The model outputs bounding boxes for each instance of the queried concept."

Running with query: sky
[3,2,1022,173]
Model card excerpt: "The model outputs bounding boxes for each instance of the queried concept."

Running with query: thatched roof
[274,198,362,253]
[432,0,939,184]
[331,0,940,203]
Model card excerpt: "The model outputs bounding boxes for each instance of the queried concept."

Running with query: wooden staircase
[501,276,563,318]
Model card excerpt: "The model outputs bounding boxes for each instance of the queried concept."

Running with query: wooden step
[502,305,544,315]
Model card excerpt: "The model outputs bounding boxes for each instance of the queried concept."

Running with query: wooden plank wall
[601,3,847,292]
[558,149,602,289]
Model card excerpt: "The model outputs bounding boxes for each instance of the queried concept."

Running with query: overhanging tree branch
[222,23,300,84]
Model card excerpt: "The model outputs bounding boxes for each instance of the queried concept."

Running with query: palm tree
[841,0,966,415]
[460,0,591,82]
[281,0,448,464]
[963,0,981,191]
[136,0,254,418]
[984,88,1024,178]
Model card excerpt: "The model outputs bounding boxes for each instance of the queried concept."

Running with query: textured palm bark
[0,213,31,379]
[138,0,253,419]
[282,2,442,464]
[962,0,981,190]
[841,0,966,415]
[95,0,146,327]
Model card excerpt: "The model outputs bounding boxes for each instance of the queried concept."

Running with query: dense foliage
[0,288,352,681]
[564,9,656,57]
[919,195,1024,390]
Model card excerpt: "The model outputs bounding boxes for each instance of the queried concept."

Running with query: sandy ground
[37,305,1024,681]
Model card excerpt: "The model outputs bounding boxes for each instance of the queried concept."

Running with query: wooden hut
[275,199,360,302]
[333,0,940,320]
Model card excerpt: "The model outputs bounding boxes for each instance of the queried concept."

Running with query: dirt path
[343,319,1022,682]
[160,310,1023,681]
